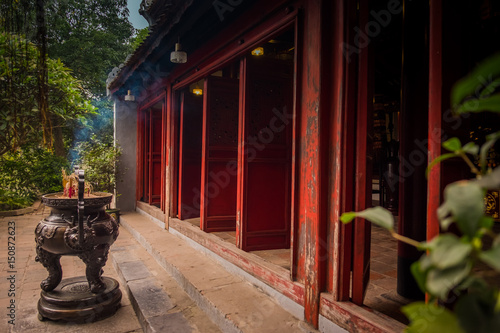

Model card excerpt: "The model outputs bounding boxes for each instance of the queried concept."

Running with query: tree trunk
[52,116,65,157]
[36,0,52,150]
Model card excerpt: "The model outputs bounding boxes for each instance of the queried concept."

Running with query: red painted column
[427,0,442,242]
[165,85,172,228]
[300,0,326,327]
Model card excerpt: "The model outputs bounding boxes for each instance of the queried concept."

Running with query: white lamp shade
[171,42,187,63]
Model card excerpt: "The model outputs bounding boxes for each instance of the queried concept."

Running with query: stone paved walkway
[0,208,320,333]
[0,213,143,333]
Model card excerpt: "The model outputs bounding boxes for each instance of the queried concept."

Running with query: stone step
[118,212,318,333]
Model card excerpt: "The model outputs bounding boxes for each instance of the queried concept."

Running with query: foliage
[46,0,134,97]
[42,0,134,158]
[341,54,500,333]
[451,53,500,115]
[0,145,70,209]
[0,32,95,156]
[2,0,134,157]
[74,135,122,194]
[0,190,33,211]
[130,27,150,51]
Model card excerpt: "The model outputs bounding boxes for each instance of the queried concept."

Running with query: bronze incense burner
[35,169,121,322]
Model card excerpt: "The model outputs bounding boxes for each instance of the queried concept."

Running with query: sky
[127,0,148,30]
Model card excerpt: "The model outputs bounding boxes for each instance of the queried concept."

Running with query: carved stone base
[38,276,121,323]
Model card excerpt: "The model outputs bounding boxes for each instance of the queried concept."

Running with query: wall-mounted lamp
[170,37,187,64]
[251,47,264,56]
[124,90,135,102]
[192,88,203,96]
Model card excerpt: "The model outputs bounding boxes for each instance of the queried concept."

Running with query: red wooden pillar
[160,93,167,213]
[327,0,351,302]
[136,106,144,205]
[165,84,172,228]
[301,0,326,327]
[427,0,442,242]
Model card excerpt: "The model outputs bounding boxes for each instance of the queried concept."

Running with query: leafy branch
[341,53,500,332]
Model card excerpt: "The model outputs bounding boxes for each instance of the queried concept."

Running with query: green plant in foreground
[342,53,500,333]
[342,154,500,333]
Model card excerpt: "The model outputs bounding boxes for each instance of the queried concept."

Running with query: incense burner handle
[78,170,85,247]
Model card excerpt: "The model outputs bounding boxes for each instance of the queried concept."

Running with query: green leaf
[462,142,479,156]
[456,94,500,114]
[455,292,500,333]
[426,262,472,299]
[440,217,454,231]
[340,206,394,230]
[444,181,485,238]
[437,202,451,220]
[340,212,357,224]
[475,167,500,190]
[426,153,457,178]
[480,132,500,173]
[479,216,494,230]
[442,137,462,152]
[451,53,500,109]
[479,77,500,98]
[411,260,429,294]
[427,234,473,269]
[402,302,465,333]
[494,234,500,248]
[479,244,500,272]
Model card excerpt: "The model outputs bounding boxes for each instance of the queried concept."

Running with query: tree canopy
[0,0,136,208]
[46,0,134,97]
[0,32,95,156]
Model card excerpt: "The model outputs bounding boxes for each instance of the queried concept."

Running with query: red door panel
[178,92,203,219]
[141,104,163,207]
[238,57,293,251]
[201,76,239,232]
[150,106,163,206]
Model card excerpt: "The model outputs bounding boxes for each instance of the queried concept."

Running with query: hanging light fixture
[170,37,187,64]
[251,47,264,56]
[192,81,203,95]
[124,90,135,102]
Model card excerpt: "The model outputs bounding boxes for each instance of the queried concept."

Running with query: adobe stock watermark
[213,0,244,22]
[180,105,293,218]
[342,0,404,63]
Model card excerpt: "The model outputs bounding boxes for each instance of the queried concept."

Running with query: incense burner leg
[35,245,62,292]
[78,244,110,293]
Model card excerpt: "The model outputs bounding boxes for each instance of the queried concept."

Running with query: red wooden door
[141,105,163,206]
[200,76,239,232]
[178,92,203,219]
[237,57,293,251]
[149,105,163,206]
[142,109,150,203]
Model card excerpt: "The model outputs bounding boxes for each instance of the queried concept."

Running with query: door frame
[136,93,167,209]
